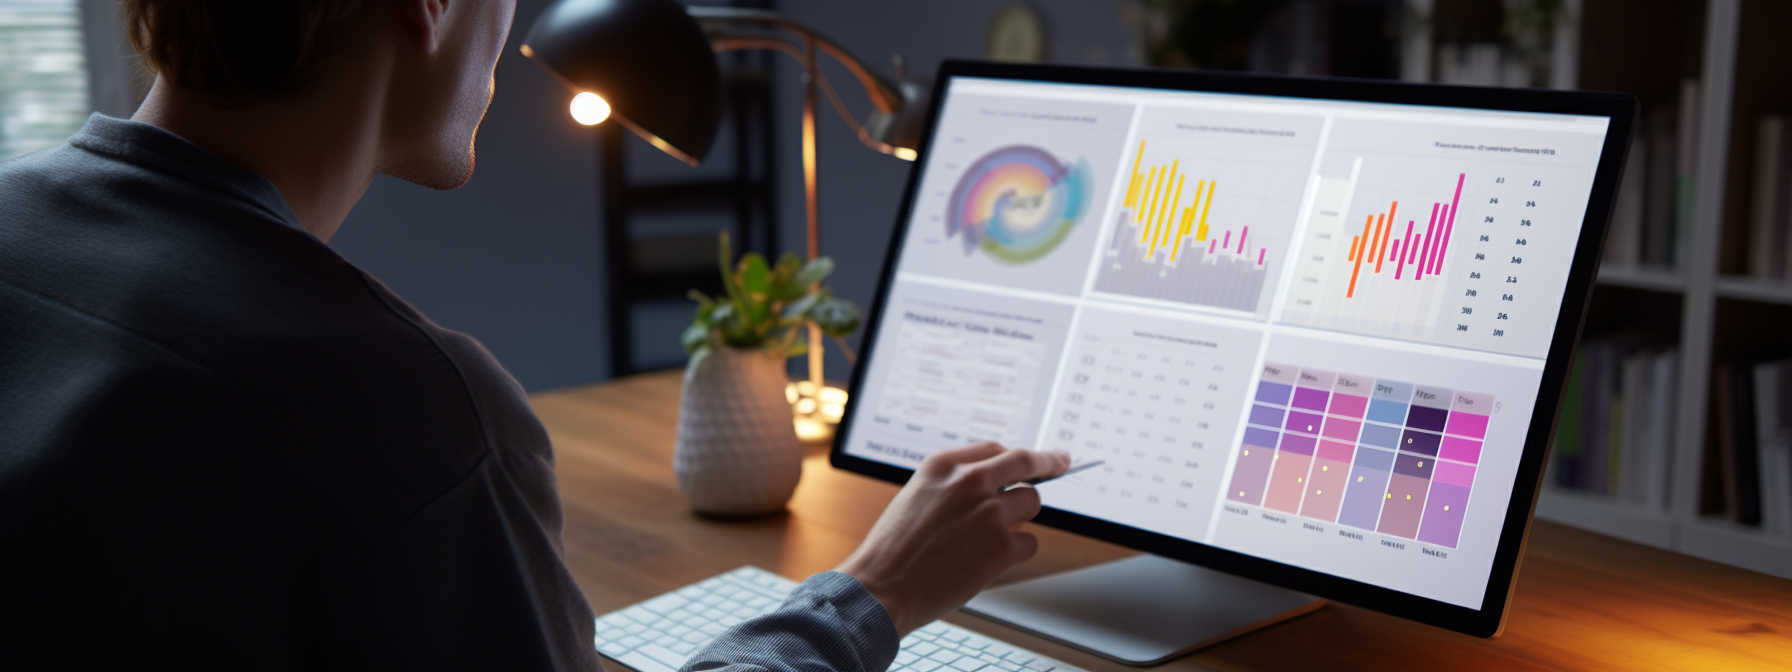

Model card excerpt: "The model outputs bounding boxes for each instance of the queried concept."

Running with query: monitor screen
[838,70,1616,616]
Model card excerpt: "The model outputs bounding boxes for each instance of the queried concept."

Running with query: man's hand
[834,443,1071,635]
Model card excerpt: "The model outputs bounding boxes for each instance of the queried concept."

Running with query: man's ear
[400,0,451,53]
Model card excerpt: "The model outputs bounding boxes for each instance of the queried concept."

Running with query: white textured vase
[674,345,804,516]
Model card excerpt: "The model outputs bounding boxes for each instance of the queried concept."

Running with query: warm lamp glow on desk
[786,380,848,443]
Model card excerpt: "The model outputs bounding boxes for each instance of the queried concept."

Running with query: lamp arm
[685,7,902,114]
[705,34,908,157]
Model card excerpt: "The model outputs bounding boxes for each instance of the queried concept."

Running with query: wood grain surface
[531,371,1792,671]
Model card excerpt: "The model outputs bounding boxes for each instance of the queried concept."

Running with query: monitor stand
[962,554,1323,667]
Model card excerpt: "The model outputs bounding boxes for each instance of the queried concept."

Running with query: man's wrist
[834,557,908,635]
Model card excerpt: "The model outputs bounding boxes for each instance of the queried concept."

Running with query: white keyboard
[593,566,1089,672]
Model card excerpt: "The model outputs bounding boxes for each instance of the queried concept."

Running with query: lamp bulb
[570,92,611,126]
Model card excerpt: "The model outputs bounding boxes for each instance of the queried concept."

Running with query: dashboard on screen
[839,74,1612,612]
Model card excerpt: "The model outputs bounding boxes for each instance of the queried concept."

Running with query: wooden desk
[532,372,1792,671]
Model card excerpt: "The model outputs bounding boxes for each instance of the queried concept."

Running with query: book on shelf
[1672,79,1699,268]
[1604,81,1699,270]
[1748,115,1792,281]
[1550,340,1676,510]
[1705,359,1792,534]
[1754,362,1792,534]
[1716,363,1763,526]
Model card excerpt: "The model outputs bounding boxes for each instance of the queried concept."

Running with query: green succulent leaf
[689,290,717,324]
[717,231,748,315]
[681,323,712,353]
[780,292,823,320]
[740,253,771,293]
[794,257,834,288]
[810,296,862,338]
[709,301,736,328]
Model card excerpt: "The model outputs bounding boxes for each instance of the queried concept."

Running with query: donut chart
[945,145,1092,264]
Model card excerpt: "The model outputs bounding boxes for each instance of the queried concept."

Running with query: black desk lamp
[521,0,929,437]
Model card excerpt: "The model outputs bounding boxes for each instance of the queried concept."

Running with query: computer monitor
[830,59,1634,656]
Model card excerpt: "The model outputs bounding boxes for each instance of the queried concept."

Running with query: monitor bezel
[829,59,1636,639]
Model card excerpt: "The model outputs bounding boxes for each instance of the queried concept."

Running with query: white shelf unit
[1715,275,1792,306]
[1595,264,1685,293]
[1537,0,1792,581]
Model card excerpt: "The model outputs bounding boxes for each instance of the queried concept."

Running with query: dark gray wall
[331,0,1136,392]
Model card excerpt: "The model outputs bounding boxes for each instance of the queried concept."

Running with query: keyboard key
[962,634,993,650]
[618,651,677,672]
[948,657,988,671]
[985,642,1016,658]
[642,595,688,614]
[895,651,920,666]
[943,631,970,643]
[595,640,630,658]
[681,630,708,644]
[638,643,690,668]
[654,635,679,648]
[921,623,950,635]
[927,649,962,664]
[671,642,697,655]
[911,660,944,672]
[909,642,940,656]
[617,636,646,649]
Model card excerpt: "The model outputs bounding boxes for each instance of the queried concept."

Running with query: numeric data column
[1300,372,1371,521]
[1226,363,1298,506]
[1264,367,1335,513]
[1417,391,1493,547]
[1337,379,1412,530]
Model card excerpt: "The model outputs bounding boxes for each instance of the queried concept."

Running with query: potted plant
[673,232,860,516]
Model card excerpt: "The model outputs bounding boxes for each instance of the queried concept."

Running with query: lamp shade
[522,0,722,165]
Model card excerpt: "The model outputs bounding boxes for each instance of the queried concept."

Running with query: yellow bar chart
[1119,140,1218,262]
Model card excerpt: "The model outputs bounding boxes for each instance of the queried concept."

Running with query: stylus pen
[1023,460,1105,486]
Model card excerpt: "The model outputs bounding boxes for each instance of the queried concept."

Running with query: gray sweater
[0,114,896,671]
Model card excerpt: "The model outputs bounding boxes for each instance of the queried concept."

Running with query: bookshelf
[1528,0,1792,580]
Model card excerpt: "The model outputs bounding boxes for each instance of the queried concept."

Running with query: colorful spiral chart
[945,145,1092,264]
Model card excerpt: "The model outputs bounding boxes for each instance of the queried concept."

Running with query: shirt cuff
[788,571,899,667]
